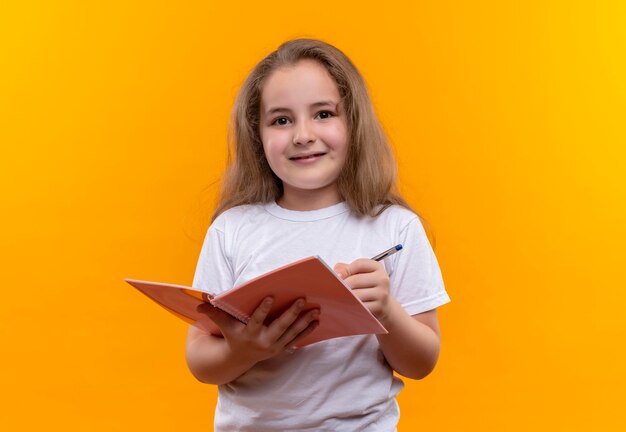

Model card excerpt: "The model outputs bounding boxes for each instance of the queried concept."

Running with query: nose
[293,120,315,146]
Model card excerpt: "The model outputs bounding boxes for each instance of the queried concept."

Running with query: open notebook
[126,256,387,348]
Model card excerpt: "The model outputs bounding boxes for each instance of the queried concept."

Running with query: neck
[278,184,342,211]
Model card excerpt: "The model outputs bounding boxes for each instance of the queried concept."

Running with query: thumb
[333,262,350,280]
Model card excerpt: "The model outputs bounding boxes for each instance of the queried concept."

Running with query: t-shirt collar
[263,201,350,222]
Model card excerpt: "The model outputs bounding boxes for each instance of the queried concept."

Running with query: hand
[196,297,319,363]
[334,259,393,325]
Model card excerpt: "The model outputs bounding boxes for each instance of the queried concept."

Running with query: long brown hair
[213,38,412,221]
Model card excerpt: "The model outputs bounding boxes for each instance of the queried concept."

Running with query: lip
[288,152,327,163]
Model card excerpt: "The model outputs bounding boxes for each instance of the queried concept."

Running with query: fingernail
[297,299,305,308]
[311,310,320,319]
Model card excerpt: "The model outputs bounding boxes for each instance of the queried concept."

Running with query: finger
[345,258,380,277]
[351,287,381,303]
[275,308,320,347]
[284,320,320,350]
[333,262,350,280]
[196,302,239,331]
[343,272,382,290]
[266,298,306,339]
[245,297,274,334]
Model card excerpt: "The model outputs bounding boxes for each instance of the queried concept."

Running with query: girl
[186,39,450,431]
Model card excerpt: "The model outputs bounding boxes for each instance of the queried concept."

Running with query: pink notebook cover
[126,256,387,347]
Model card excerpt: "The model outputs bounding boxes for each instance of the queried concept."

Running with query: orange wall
[1,1,624,430]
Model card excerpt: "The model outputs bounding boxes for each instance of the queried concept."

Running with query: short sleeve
[388,217,450,315]
[192,222,235,295]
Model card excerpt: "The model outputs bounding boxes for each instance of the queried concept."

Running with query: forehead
[260,60,340,110]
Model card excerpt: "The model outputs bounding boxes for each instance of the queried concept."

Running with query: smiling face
[259,59,349,210]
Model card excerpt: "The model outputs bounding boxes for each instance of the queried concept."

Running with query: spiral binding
[211,299,250,324]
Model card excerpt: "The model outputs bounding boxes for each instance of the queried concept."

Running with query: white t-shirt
[193,201,450,431]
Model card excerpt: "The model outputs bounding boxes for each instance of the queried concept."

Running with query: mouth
[289,152,327,161]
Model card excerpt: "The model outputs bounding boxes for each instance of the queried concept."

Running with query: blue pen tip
[395,244,403,251]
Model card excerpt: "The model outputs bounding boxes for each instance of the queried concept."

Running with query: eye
[272,117,290,126]
[316,111,334,120]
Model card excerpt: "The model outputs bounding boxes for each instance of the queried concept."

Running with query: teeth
[292,153,323,160]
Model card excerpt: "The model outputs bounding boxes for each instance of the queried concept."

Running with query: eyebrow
[265,100,338,116]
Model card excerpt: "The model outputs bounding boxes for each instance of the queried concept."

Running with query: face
[259,59,348,208]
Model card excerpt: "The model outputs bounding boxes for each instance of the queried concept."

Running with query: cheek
[262,136,276,154]
[325,124,349,153]
[263,129,294,160]
[261,136,284,171]
[260,127,273,151]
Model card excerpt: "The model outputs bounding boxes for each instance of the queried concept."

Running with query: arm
[375,303,441,379]
[186,297,319,385]
[334,259,442,380]
[186,324,257,385]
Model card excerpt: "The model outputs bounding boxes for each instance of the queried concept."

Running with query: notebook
[125,256,388,348]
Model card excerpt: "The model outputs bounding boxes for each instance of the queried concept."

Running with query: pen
[370,244,403,261]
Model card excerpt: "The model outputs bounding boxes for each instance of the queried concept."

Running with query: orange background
[1,1,624,430]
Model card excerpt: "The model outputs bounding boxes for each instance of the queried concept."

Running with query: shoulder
[210,203,267,232]
[372,204,421,231]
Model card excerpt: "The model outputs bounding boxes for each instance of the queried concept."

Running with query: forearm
[377,300,441,380]
[185,327,257,385]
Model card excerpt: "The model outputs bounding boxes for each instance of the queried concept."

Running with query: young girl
[186,39,450,431]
